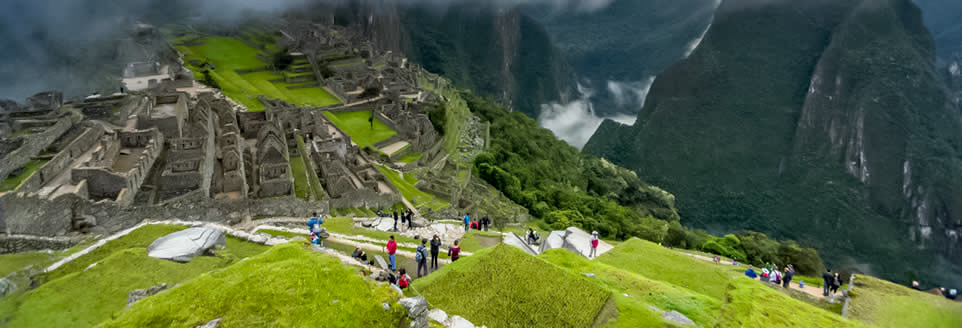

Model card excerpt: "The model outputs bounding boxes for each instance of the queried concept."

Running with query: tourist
[482,215,490,231]
[430,234,441,270]
[397,268,411,289]
[761,268,770,282]
[393,210,399,231]
[449,240,461,262]
[308,212,323,245]
[526,228,540,245]
[771,266,782,285]
[831,272,841,294]
[463,214,470,231]
[948,289,958,300]
[822,269,834,296]
[385,235,398,271]
[407,209,414,230]
[589,231,600,258]
[416,239,429,277]
[351,247,369,263]
[368,115,374,129]
[745,265,758,279]
[782,265,795,288]
[470,220,479,230]
[911,281,922,290]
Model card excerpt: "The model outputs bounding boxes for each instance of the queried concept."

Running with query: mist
[538,83,640,149]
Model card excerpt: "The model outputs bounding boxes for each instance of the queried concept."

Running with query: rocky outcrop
[146,227,225,262]
[585,0,962,286]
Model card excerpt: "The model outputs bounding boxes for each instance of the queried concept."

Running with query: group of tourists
[391,209,415,232]
[911,280,958,300]
[744,263,829,292]
[462,213,492,232]
[383,234,462,290]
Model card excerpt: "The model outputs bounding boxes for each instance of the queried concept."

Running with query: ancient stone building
[251,121,292,198]
[71,128,163,205]
[160,97,216,196]
[138,93,188,138]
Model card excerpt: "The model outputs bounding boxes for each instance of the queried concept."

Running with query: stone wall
[17,125,105,194]
[0,116,71,179]
[0,191,77,236]
[0,235,78,254]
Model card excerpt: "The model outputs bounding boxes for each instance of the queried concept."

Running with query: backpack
[416,246,425,262]
[398,275,410,289]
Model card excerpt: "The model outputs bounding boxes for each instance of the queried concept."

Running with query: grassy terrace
[0,159,48,192]
[175,36,339,111]
[100,243,406,327]
[321,111,397,148]
[398,151,423,164]
[1,224,269,328]
[375,165,449,212]
[289,155,312,200]
[414,244,611,327]
[847,274,962,328]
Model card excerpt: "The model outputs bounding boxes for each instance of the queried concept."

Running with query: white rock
[264,237,288,246]
[427,308,448,323]
[147,227,226,262]
[446,315,476,328]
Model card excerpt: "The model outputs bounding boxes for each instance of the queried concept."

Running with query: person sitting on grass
[397,268,411,289]
[745,265,758,279]
[351,247,368,263]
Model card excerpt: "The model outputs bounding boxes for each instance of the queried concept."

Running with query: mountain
[585,0,962,287]
[525,0,719,116]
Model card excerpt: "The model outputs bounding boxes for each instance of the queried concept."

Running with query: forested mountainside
[524,0,718,116]
[585,0,962,287]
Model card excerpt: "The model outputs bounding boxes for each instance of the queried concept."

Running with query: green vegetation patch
[539,249,721,327]
[598,238,743,300]
[398,151,423,164]
[1,248,231,328]
[413,244,610,328]
[375,165,449,212]
[0,251,54,277]
[289,155,311,200]
[0,159,48,192]
[321,111,397,147]
[99,243,406,328]
[847,274,962,328]
[716,278,863,328]
[457,230,503,253]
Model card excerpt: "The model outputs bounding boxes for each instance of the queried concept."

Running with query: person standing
[416,239,429,277]
[407,209,415,230]
[393,210,399,232]
[430,234,442,270]
[589,231,600,258]
[385,235,398,271]
[307,212,323,245]
[831,272,842,294]
[822,269,834,296]
[449,240,461,262]
[782,265,795,288]
[482,215,490,231]
[463,213,470,231]
[745,265,758,279]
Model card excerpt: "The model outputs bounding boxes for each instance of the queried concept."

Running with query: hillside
[585,0,962,287]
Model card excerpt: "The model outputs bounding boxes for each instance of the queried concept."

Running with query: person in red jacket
[589,231,600,258]
[385,235,398,271]
[397,268,411,289]
[448,239,461,262]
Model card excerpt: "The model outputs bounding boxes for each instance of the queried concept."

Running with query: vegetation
[466,94,824,274]
[375,165,450,212]
[539,249,721,327]
[0,251,54,277]
[99,243,407,328]
[398,152,423,164]
[413,244,610,328]
[0,159,48,192]
[716,278,863,328]
[321,111,396,148]
[289,155,311,200]
[457,230,502,253]
[847,274,962,328]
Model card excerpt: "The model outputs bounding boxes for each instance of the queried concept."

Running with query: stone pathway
[681,252,832,299]
[381,141,410,156]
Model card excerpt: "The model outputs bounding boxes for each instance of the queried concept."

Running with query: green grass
[255,228,302,239]
[0,251,54,276]
[289,155,311,200]
[375,165,450,212]
[716,278,864,328]
[598,238,743,300]
[0,248,232,328]
[98,243,407,328]
[323,216,419,246]
[457,230,503,253]
[413,244,611,328]
[0,159,48,192]
[176,36,339,111]
[847,274,962,328]
[321,111,397,148]
[398,152,423,164]
[539,249,721,327]
[296,136,325,199]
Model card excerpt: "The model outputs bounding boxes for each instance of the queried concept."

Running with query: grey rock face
[399,296,428,318]
[196,318,221,328]
[147,227,225,262]
[127,283,168,308]
[0,277,18,297]
[662,310,695,326]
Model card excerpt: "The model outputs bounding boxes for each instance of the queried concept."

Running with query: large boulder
[147,227,225,262]
[0,278,17,297]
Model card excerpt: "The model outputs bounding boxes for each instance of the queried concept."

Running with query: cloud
[606,77,655,107]
[538,83,638,149]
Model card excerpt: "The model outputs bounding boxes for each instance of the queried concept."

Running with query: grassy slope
[98,243,406,328]
[375,165,450,211]
[321,111,397,148]
[717,278,864,328]
[538,249,720,327]
[413,244,610,328]
[0,159,48,192]
[0,251,54,276]
[457,230,503,253]
[598,238,743,300]
[176,36,338,111]
[847,274,962,328]
[289,155,311,200]
[398,152,423,164]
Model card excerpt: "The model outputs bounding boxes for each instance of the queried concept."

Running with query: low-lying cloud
[539,83,640,149]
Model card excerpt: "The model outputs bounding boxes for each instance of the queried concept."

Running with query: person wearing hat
[589,231,600,258]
